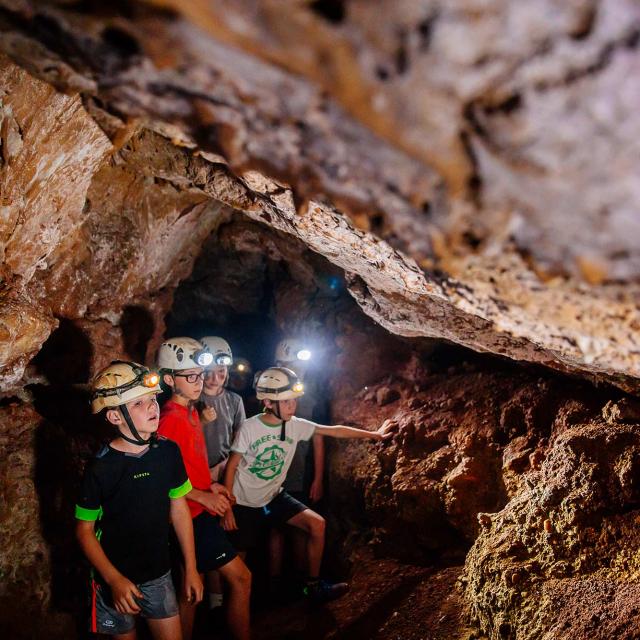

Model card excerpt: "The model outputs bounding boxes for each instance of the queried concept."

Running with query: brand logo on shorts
[133,472,150,479]
[216,553,226,560]
[248,444,285,480]
[103,619,115,628]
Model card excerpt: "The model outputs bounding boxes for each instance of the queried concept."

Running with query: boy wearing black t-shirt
[76,361,202,639]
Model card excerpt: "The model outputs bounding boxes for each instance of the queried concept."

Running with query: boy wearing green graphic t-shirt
[222,366,394,603]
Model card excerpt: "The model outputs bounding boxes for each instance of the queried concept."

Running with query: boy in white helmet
[76,360,203,639]
[271,338,325,598]
[222,367,395,603]
[198,336,246,617]
[157,338,251,640]
[274,338,324,503]
[198,337,247,482]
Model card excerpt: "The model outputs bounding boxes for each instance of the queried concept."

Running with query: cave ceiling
[0,0,638,393]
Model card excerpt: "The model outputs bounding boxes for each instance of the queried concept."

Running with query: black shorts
[229,491,308,551]
[192,511,237,572]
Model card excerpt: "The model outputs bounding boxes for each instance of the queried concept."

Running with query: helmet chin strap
[269,400,287,442]
[118,405,158,448]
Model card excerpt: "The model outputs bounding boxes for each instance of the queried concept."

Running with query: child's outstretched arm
[169,497,204,604]
[314,419,396,441]
[221,452,242,531]
[76,520,142,614]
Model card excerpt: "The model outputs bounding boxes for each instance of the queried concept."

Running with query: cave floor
[192,554,476,640]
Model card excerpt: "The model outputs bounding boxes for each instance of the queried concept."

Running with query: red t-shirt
[158,400,210,519]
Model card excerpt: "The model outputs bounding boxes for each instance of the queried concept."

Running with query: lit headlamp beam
[296,349,311,361]
[196,351,214,367]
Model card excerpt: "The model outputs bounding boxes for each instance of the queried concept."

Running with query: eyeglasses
[174,371,205,383]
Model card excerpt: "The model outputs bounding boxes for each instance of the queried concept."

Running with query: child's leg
[218,557,251,640]
[285,509,326,578]
[113,632,137,640]
[291,528,308,574]
[268,527,285,578]
[146,615,182,640]
[176,569,200,640]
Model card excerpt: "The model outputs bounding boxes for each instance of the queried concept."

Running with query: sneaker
[303,579,350,604]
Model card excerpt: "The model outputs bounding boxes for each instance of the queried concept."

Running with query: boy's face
[267,397,297,421]
[165,367,204,401]
[203,366,227,394]
[106,393,159,435]
[126,394,160,433]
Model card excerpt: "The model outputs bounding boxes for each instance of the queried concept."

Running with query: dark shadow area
[121,304,156,364]
[28,319,109,640]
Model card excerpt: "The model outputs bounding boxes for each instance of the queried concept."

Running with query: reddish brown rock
[464,417,640,639]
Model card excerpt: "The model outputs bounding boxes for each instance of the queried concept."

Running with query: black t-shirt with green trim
[75,437,191,585]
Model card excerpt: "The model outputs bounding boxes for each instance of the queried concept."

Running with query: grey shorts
[91,571,178,635]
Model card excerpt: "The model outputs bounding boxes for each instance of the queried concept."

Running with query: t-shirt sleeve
[231,420,252,454]
[232,396,246,434]
[75,462,103,521]
[160,413,197,485]
[293,417,317,441]
[167,441,192,499]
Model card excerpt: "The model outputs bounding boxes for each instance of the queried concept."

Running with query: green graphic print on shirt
[248,434,294,480]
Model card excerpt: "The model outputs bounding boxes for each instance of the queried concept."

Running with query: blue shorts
[90,571,178,635]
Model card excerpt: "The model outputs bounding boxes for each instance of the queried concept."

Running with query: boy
[157,337,251,640]
[222,366,395,603]
[199,336,246,483]
[198,336,246,617]
[274,337,324,503]
[270,338,325,599]
[76,360,202,639]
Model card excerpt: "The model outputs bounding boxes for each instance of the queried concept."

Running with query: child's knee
[229,562,252,591]
[308,513,325,537]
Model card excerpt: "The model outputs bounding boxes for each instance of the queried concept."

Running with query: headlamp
[94,362,160,399]
[216,354,233,366]
[143,372,160,388]
[237,363,246,372]
[194,350,213,367]
[292,382,304,393]
[296,349,311,361]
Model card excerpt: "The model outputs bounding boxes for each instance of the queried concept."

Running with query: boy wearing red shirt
[157,338,251,640]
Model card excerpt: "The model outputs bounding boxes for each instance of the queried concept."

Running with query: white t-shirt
[231,414,317,507]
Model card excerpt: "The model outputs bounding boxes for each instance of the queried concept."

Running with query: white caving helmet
[275,338,312,364]
[255,367,305,401]
[200,336,233,367]
[91,361,161,414]
[157,337,213,371]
